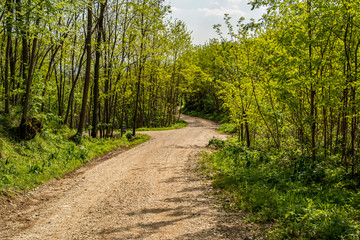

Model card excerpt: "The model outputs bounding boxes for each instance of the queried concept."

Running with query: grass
[0,124,150,194]
[136,119,188,131]
[202,139,360,239]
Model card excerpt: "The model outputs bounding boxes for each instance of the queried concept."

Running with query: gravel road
[1,115,264,239]
[1,115,238,239]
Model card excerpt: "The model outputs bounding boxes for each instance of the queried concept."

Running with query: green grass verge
[0,127,150,193]
[202,139,360,239]
[136,119,188,131]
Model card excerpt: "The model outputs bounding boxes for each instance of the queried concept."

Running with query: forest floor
[0,115,263,240]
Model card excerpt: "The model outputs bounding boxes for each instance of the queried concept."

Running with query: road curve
[1,115,229,240]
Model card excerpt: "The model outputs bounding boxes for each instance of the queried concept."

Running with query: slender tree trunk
[323,103,327,156]
[75,4,93,138]
[56,50,65,118]
[20,16,40,136]
[350,40,360,156]
[133,62,142,136]
[329,106,334,154]
[242,110,250,148]
[10,38,16,105]
[133,19,145,136]
[41,45,61,112]
[64,46,86,124]
[4,0,13,114]
[17,0,29,106]
[342,20,351,170]
[91,0,106,138]
[308,0,316,161]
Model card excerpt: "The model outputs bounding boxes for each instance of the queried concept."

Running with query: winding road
[1,115,240,239]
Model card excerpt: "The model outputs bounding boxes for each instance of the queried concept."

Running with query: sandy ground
[0,115,263,240]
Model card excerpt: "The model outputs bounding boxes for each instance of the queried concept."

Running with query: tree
[75,2,93,138]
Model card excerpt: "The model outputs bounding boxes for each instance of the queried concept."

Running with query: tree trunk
[20,16,40,138]
[308,0,316,161]
[91,0,106,138]
[4,0,13,114]
[75,4,93,138]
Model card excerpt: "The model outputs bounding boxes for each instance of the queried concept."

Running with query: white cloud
[198,7,246,17]
[164,0,265,44]
[171,6,181,13]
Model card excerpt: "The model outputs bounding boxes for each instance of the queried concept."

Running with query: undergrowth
[0,116,150,193]
[217,123,237,134]
[203,139,360,239]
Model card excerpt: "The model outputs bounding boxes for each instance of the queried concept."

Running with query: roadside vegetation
[204,138,360,239]
[217,123,237,134]
[0,111,150,194]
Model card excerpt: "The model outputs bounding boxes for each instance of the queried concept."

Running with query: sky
[164,0,266,45]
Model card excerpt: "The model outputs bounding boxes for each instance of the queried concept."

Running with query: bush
[208,137,226,149]
[125,132,134,141]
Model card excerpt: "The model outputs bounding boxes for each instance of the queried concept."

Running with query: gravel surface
[0,115,264,240]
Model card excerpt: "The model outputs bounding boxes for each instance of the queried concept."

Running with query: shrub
[208,137,226,149]
[125,132,134,141]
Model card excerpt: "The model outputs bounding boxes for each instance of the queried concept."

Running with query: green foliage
[202,142,360,239]
[125,132,134,141]
[208,138,226,149]
[218,123,237,134]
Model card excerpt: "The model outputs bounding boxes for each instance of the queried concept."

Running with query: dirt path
[0,115,261,240]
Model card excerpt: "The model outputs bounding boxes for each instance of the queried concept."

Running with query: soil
[0,115,264,240]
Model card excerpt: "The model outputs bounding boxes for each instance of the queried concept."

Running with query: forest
[0,0,192,139]
[1,0,360,239]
